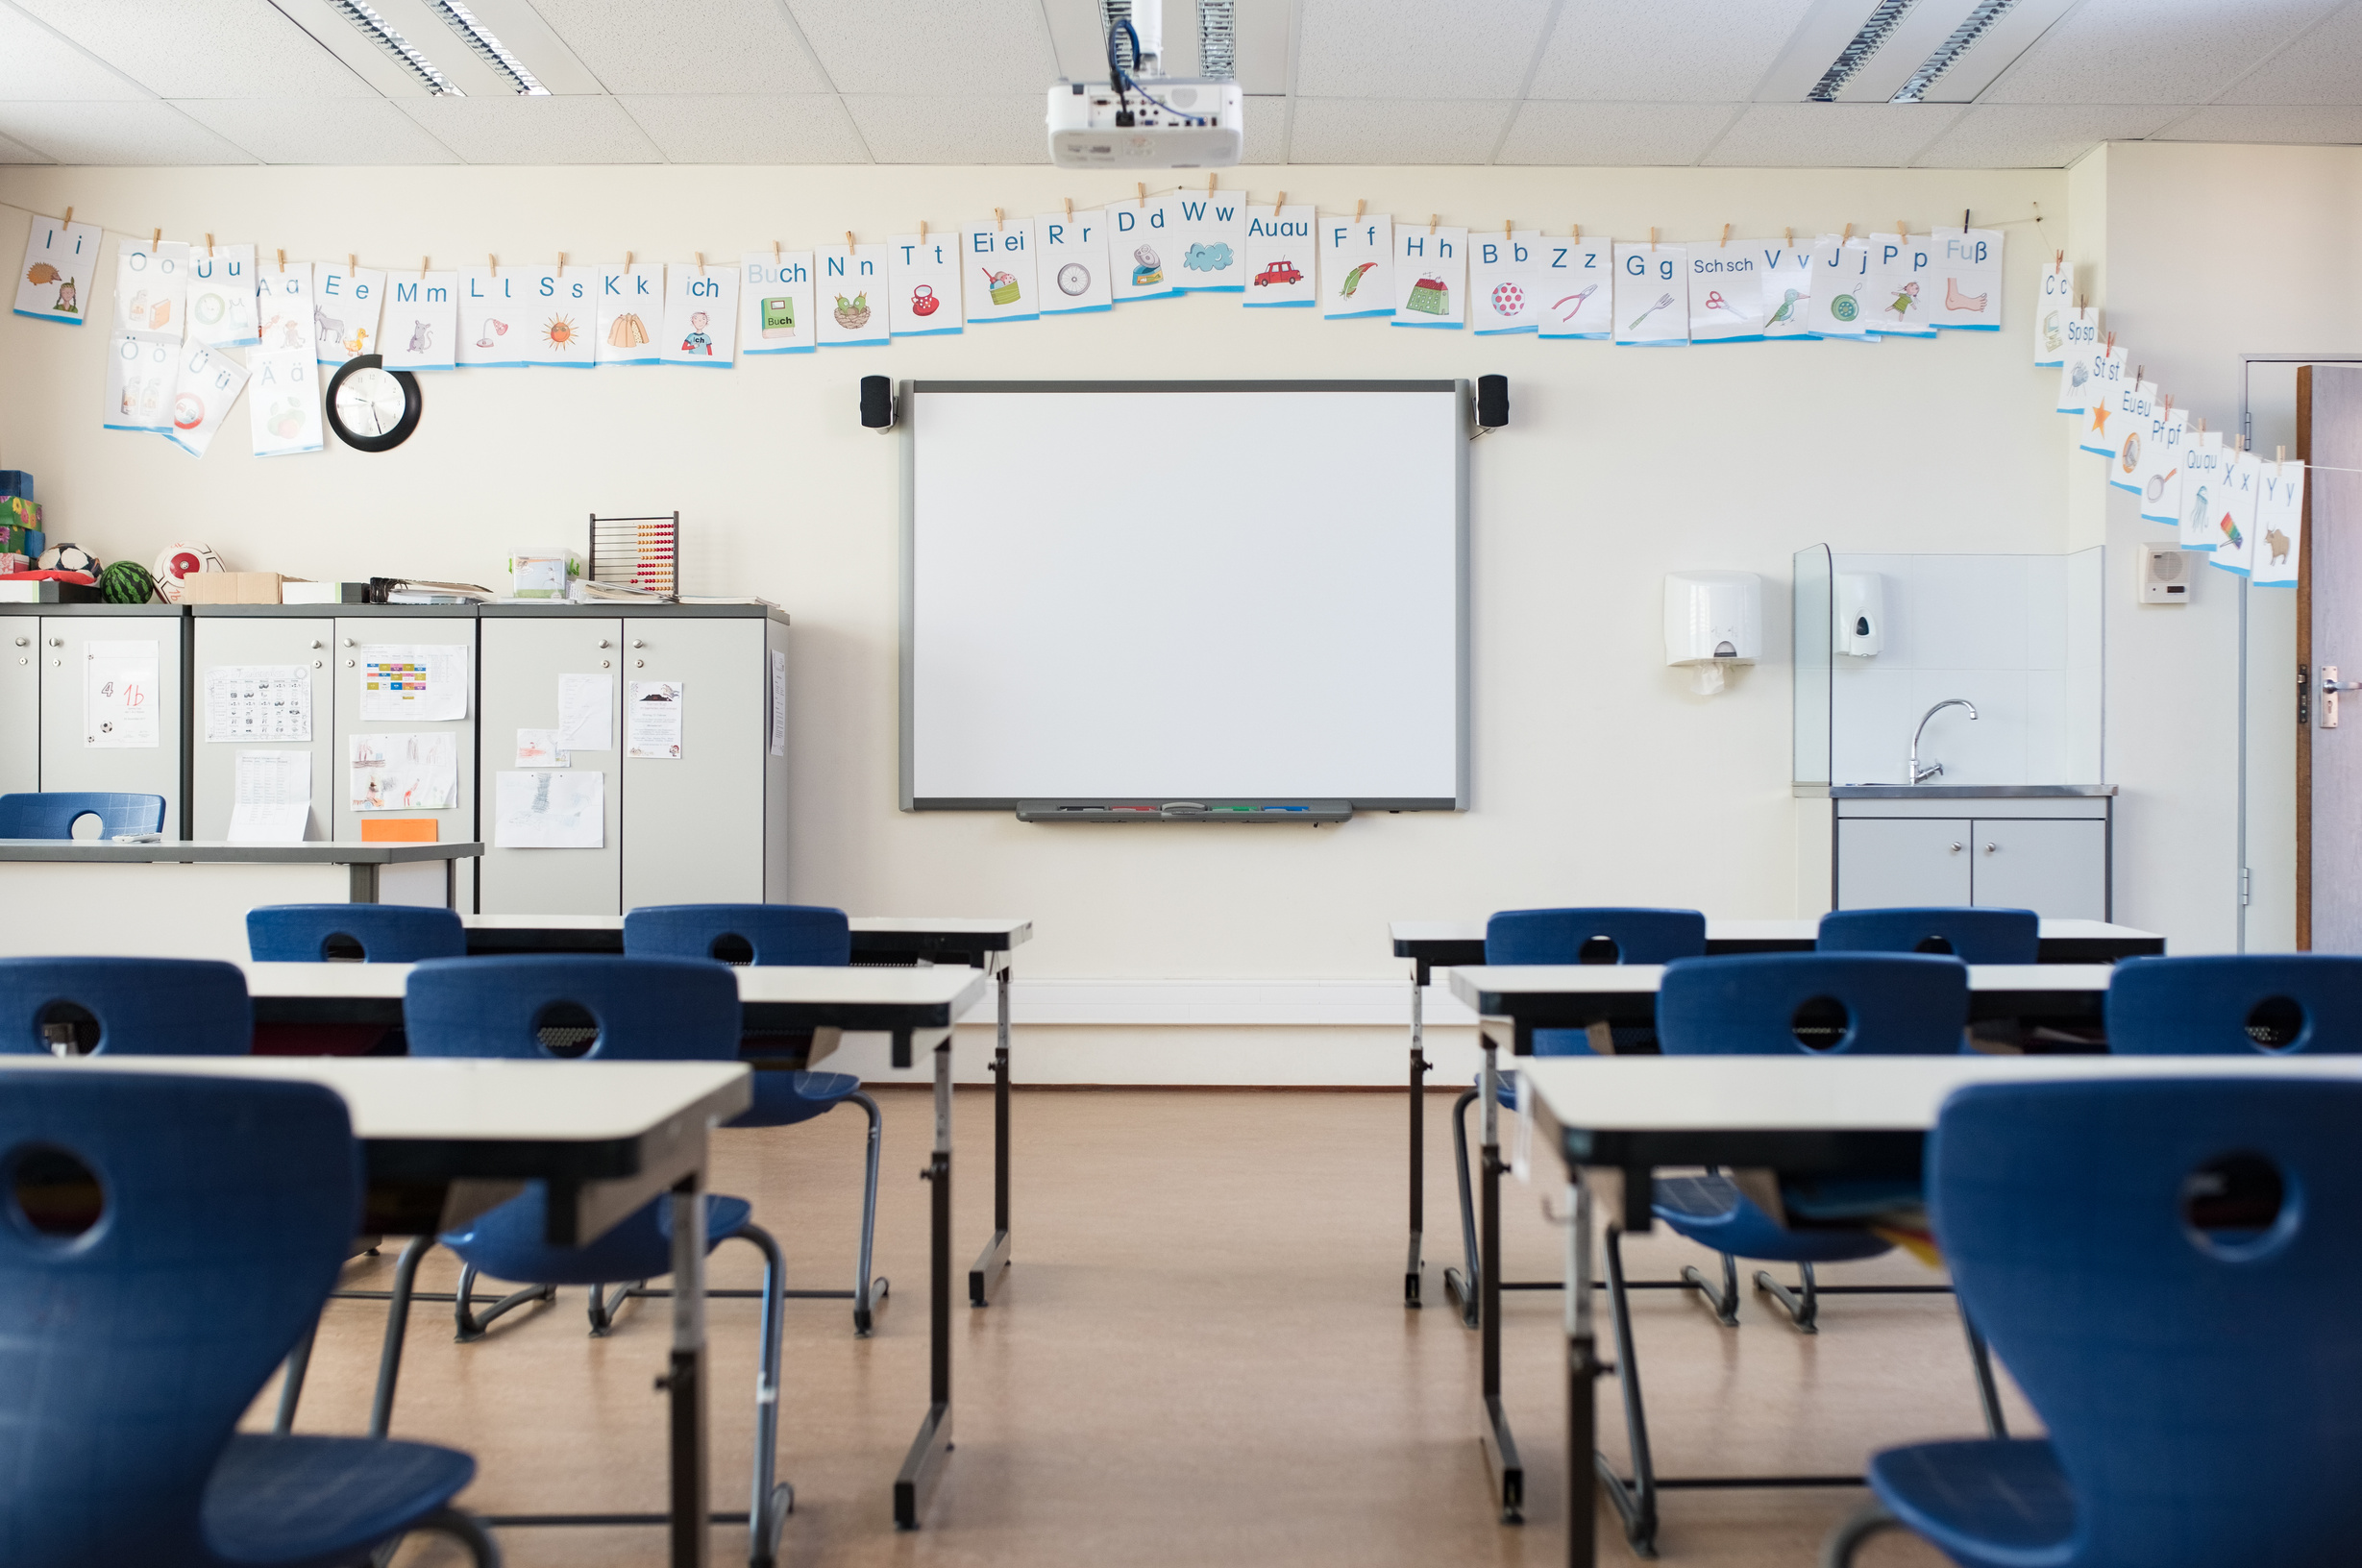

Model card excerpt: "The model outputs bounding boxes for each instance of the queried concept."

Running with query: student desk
[1438,962,2116,1531]
[239,960,990,1531]
[0,1054,750,1568]
[461,914,1034,1310]
[1513,1052,2362,1568]
[0,841,485,961]
[1385,919,2160,1306]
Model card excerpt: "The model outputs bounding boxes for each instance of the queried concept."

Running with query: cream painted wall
[0,163,2069,1079]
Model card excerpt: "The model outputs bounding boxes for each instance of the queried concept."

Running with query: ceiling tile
[169,97,462,163]
[617,94,870,162]
[2218,0,2362,103]
[1526,0,1820,102]
[1910,103,2183,167]
[787,0,1059,95]
[2153,103,2362,141]
[393,93,663,162]
[14,0,376,98]
[1293,0,1556,99]
[0,127,54,161]
[1702,102,1964,167]
[524,0,834,93]
[843,94,1047,163]
[1240,94,1289,164]
[1981,0,2342,106]
[1286,98,1515,163]
[0,98,258,162]
[1495,100,1737,165]
[0,3,151,100]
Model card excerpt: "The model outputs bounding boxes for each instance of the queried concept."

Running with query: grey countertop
[1796,783,2117,799]
[0,840,484,864]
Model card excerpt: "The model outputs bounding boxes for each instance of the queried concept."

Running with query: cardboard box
[179,572,295,604]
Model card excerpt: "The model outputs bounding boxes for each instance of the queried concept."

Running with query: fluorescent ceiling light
[324,0,461,93]
[426,0,548,94]
[1890,0,2020,101]
[1806,0,1920,102]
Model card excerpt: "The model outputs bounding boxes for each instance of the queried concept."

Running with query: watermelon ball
[99,560,156,604]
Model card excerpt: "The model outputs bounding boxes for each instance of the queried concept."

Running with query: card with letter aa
[2079,346,2128,456]
[311,265,384,365]
[1030,211,1111,315]
[163,342,251,458]
[2034,257,2072,363]
[2109,381,2157,493]
[1469,230,1540,335]
[1536,237,1609,338]
[1757,239,1816,341]
[1867,232,1935,337]
[1612,242,1687,345]
[2053,309,2100,412]
[1931,228,2001,331]
[1319,214,1391,320]
[2208,448,2263,575]
[741,251,815,353]
[524,268,594,367]
[2137,407,2187,525]
[2253,461,2304,586]
[382,272,457,372]
[1242,204,1316,307]
[253,261,315,355]
[2177,432,2226,551]
[1106,196,1180,304]
[1688,243,1764,343]
[1393,226,1465,329]
[103,333,178,433]
[15,212,101,324]
[661,265,736,364]
[961,225,1038,324]
[114,239,188,342]
[456,268,531,368]
[248,351,323,457]
[187,244,258,347]
[1171,186,1247,292]
[817,245,892,344]
[889,234,964,336]
[1807,233,1874,340]
[596,265,662,365]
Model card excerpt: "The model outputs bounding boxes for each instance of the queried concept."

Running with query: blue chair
[1600,953,1994,1556]
[1829,1077,2362,1568]
[0,790,165,838]
[1817,906,2041,965]
[623,903,886,1335]
[0,1069,494,1566]
[0,956,251,1055]
[2106,954,2362,1054]
[1445,908,1708,1325]
[247,903,467,963]
[375,954,793,1568]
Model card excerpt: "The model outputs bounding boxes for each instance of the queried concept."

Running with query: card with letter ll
[1537,236,1610,339]
[2253,460,2305,587]
[457,266,532,369]
[661,262,738,364]
[741,251,816,353]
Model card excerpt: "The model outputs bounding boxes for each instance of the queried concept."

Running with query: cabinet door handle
[1950,842,1963,853]
[1983,843,1997,854]
[631,639,646,649]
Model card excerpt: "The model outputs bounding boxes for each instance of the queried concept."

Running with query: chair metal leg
[453,1261,556,1344]
[1596,1223,1661,1557]
[1755,1261,1821,1334]
[588,1280,649,1337]
[272,1320,316,1435]
[1962,1312,2008,1438]
[395,1505,504,1568]
[1820,1501,1902,1568]
[1441,1085,1482,1330]
[736,1222,796,1568]
[851,1090,888,1337]
[370,1235,432,1439]
[1680,1250,1742,1327]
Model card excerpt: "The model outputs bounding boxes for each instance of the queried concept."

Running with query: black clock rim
[325,354,422,453]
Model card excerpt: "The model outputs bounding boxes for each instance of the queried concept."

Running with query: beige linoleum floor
[268,1088,2017,1568]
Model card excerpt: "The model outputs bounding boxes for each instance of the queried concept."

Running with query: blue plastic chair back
[247,903,467,964]
[1817,906,2040,966]
[2106,954,2362,1055]
[623,904,850,968]
[404,954,738,1061]
[0,1070,358,1564]
[1931,1078,2362,1564]
[1489,908,1709,1056]
[0,792,165,839]
[0,958,251,1056]
[1657,952,1969,1055]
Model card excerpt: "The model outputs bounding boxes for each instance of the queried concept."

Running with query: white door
[479,616,623,915]
[1970,818,2107,919]
[190,614,332,841]
[1836,818,1972,908]
[621,617,765,910]
[0,614,39,796]
[38,609,185,837]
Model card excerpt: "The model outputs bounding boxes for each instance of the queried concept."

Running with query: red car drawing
[1253,259,1303,287]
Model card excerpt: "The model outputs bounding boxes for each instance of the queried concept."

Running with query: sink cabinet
[1824,791,2112,920]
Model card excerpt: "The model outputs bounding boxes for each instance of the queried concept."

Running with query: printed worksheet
[358,645,467,722]
[205,665,311,742]
[627,681,683,759]
[229,750,310,843]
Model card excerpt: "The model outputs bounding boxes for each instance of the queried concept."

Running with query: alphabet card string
[1393,223,1466,329]
[1469,228,1539,335]
[1320,211,1390,320]
[14,209,100,324]
[1538,232,1610,339]
[741,248,816,353]
[1612,238,1686,346]
[1242,201,1315,307]
[2253,458,2304,586]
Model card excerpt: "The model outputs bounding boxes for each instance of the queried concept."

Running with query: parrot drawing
[1767,288,1802,327]
[1340,262,1377,299]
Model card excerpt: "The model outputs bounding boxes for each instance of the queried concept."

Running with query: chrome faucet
[1910,698,1978,784]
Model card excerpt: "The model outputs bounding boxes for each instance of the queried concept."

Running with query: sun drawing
[543,313,580,352]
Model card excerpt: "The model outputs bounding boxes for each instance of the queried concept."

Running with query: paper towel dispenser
[1833,572,1884,657]
[1664,571,1760,695]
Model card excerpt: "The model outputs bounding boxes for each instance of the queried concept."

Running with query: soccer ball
[38,543,97,575]
[153,541,225,601]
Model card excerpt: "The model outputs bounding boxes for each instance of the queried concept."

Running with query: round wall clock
[325,354,422,453]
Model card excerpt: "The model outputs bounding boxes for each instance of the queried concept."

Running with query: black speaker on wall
[859,375,895,431]
[1475,374,1510,430]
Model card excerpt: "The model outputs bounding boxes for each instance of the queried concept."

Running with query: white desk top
[241,960,991,1016]
[0,1055,751,1143]
[461,914,1029,936]
[1391,917,2159,946]
[1446,963,2117,1010]
[0,840,481,865]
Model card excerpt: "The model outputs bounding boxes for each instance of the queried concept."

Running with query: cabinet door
[0,619,38,796]
[1836,818,1972,909]
[333,616,479,907]
[622,617,765,909]
[191,617,332,841]
[38,611,185,837]
[478,617,623,915]
[1971,818,2107,920]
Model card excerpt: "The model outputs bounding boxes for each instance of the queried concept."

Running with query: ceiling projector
[1047,0,1242,169]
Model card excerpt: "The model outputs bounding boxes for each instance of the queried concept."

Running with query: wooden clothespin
[2056,248,2065,264]
[846,231,856,248]
[61,207,71,226]
[1505,218,1513,239]
[206,233,213,256]
[1649,227,1657,252]
[1784,227,1793,248]
[1275,191,1287,209]
[1136,182,1145,202]
[420,257,430,279]
[151,228,160,247]
[1572,222,1581,243]
[276,248,285,273]
[625,251,633,271]
[1841,222,1853,243]
[2104,331,2115,354]
[1354,199,1366,223]
[994,208,1004,231]
[347,254,356,272]
[696,252,704,276]
[1963,208,1971,233]
[2033,201,2042,226]
[2134,364,2144,382]
[773,240,780,263]
[920,220,927,243]
[1720,223,1731,248]
[555,252,563,277]
[488,254,497,276]
[1428,213,1439,234]
[2276,444,2286,473]
[1063,197,1072,221]
[1896,218,1907,241]
[1209,173,1217,194]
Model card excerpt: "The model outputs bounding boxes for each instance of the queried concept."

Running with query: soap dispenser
[1833,573,1884,657]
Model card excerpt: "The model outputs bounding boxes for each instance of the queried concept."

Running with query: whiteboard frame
[898,380,1471,814]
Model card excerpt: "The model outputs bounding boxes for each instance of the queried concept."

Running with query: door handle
[2325,665,2359,729]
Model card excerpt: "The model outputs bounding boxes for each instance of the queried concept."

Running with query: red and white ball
[152,542,224,601]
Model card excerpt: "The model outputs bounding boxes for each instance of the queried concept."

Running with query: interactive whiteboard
[901,380,1468,811]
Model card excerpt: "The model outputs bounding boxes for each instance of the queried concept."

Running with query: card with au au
[1536,237,1610,338]
[1242,204,1315,306]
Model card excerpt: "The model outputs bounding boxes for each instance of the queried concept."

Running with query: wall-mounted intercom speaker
[2140,543,2190,603]
[1475,375,1510,430]
[859,375,895,431]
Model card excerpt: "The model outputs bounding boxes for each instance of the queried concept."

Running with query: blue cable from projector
[1106,16,1205,125]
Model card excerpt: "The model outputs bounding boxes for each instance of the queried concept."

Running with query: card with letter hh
[1931,228,2000,331]
[1319,215,1391,320]
[1031,211,1112,314]
[1613,241,1687,345]
[817,245,892,344]
[2253,461,2304,587]
[1689,243,1764,343]
[1537,237,1609,338]
[382,272,458,372]
[2034,257,2072,364]
[889,233,965,336]
[525,268,594,367]
[312,265,384,366]
[1470,231,1540,335]
[597,265,662,365]
[742,251,815,353]
[1868,232,1934,338]
[15,213,100,324]
[1108,196,1180,304]
[1171,187,1247,292]
[1243,204,1315,306]
[662,263,737,364]
[187,245,258,348]
[1808,233,1874,340]
[964,225,1038,324]
[1393,227,1465,329]
[1758,239,1816,341]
